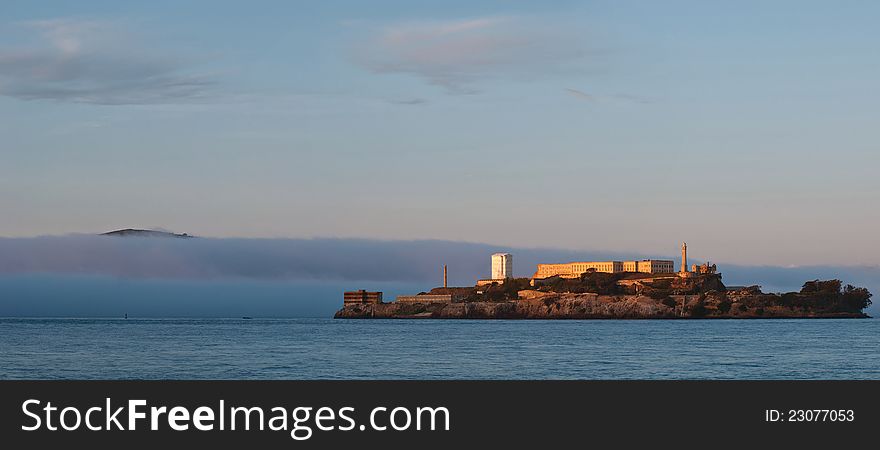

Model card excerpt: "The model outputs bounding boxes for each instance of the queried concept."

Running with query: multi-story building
[532,259,674,279]
[343,290,383,305]
[636,260,675,273]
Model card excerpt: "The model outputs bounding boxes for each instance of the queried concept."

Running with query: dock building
[343,290,383,305]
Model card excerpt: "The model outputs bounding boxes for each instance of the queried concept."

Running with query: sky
[2,1,880,267]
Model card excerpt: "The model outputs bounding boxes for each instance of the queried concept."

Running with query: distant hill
[100,229,193,238]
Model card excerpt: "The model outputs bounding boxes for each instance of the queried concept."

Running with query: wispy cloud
[565,87,595,101]
[353,16,588,95]
[0,18,216,105]
[610,93,655,104]
[565,88,656,105]
[390,97,428,105]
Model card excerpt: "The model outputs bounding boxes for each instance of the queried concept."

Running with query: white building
[491,253,513,280]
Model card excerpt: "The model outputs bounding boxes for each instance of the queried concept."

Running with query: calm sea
[1,318,878,379]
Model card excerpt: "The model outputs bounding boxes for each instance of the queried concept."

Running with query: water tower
[491,253,513,280]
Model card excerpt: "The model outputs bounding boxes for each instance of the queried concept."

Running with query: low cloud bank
[0,235,631,283]
[1,235,878,298]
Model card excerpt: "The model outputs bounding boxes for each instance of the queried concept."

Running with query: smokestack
[443,264,448,288]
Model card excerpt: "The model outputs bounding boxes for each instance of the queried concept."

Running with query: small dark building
[343,290,383,305]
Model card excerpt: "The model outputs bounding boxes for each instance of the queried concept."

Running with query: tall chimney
[443,264,448,288]
[681,242,688,273]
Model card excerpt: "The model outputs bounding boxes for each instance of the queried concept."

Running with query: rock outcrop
[334,290,869,320]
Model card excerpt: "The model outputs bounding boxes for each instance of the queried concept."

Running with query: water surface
[1,318,877,379]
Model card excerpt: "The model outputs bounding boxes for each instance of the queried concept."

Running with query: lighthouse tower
[680,242,688,274]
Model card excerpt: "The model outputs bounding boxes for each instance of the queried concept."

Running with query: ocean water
[1,318,878,379]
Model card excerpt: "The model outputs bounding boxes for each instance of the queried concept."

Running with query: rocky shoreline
[334,290,870,320]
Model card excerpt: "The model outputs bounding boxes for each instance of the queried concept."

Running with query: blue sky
[2,1,879,266]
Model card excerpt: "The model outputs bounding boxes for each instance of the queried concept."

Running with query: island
[335,245,872,320]
[101,228,192,238]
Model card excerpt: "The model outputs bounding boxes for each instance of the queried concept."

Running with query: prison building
[635,260,675,273]
[533,261,622,278]
[532,259,675,279]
